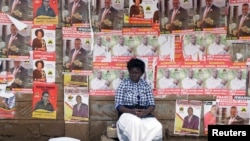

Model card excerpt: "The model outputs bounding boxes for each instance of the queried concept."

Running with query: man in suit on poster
[9,0,29,21]
[5,24,25,56]
[166,0,188,31]
[236,3,250,37]
[10,61,28,88]
[68,0,89,24]
[226,106,244,125]
[182,107,200,133]
[97,0,118,30]
[197,0,220,29]
[72,95,88,118]
[65,38,88,71]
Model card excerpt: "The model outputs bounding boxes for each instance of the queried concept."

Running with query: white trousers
[117,113,163,141]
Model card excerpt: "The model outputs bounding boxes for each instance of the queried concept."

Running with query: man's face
[14,61,21,68]
[105,0,112,8]
[119,71,125,79]
[230,107,237,117]
[165,69,170,78]
[173,0,180,10]
[191,35,196,45]
[242,5,249,15]
[74,39,81,50]
[119,36,124,45]
[97,71,102,79]
[43,0,50,7]
[42,93,49,102]
[143,36,148,45]
[10,25,17,35]
[205,0,213,7]
[237,70,242,79]
[213,69,218,78]
[188,69,194,78]
[76,96,82,104]
[188,107,193,116]
[97,37,102,46]
[215,35,221,44]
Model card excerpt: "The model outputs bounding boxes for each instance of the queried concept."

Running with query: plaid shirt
[115,78,155,110]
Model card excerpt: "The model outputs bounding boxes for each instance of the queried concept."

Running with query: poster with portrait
[195,0,227,32]
[182,33,206,62]
[31,25,56,52]
[0,22,31,60]
[91,0,124,32]
[32,82,57,119]
[204,63,229,95]
[227,1,250,40]
[0,91,15,119]
[174,99,202,136]
[229,40,250,63]
[62,0,91,27]
[33,0,58,25]
[64,86,89,122]
[158,34,175,61]
[180,63,204,95]
[160,0,194,34]
[206,33,231,62]
[228,64,246,95]
[203,101,217,135]
[124,0,158,28]
[216,95,250,125]
[7,60,33,93]
[33,52,56,83]
[0,0,34,22]
[156,61,180,95]
[62,27,93,74]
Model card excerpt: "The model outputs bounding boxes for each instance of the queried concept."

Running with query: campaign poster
[158,34,175,62]
[203,101,217,135]
[33,0,58,25]
[195,0,227,32]
[62,0,91,28]
[32,83,57,119]
[180,63,204,95]
[93,33,112,63]
[0,91,15,119]
[174,99,202,136]
[204,63,229,95]
[33,52,56,83]
[160,0,194,34]
[228,64,246,95]
[62,27,93,74]
[91,0,124,32]
[227,1,250,40]
[156,61,180,95]
[216,95,250,125]
[229,40,250,63]
[64,86,89,122]
[0,22,31,60]
[31,25,56,52]
[1,0,34,21]
[124,0,158,28]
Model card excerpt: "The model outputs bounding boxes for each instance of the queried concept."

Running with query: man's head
[215,34,221,44]
[96,70,103,79]
[42,0,50,7]
[230,106,238,117]
[41,91,50,103]
[165,69,171,78]
[74,38,82,50]
[188,69,194,79]
[190,35,196,45]
[96,37,102,46]
[236,69,243,79]
[104,0,112,9]
[119,36,125,46]
[172,0,180,10]
[10,24,17,35]
[205,0,213,7]
[142,36,148,45]
[118,70,125,79]
[187,107,194,116]
[212,69,218,78]
[242,3,249,16]
[13,61,21,68]
[76,95,82,104]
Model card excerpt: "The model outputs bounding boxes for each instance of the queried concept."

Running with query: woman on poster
[130,0,144,18]
[32,29,47,51]
[33,60,47,82]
